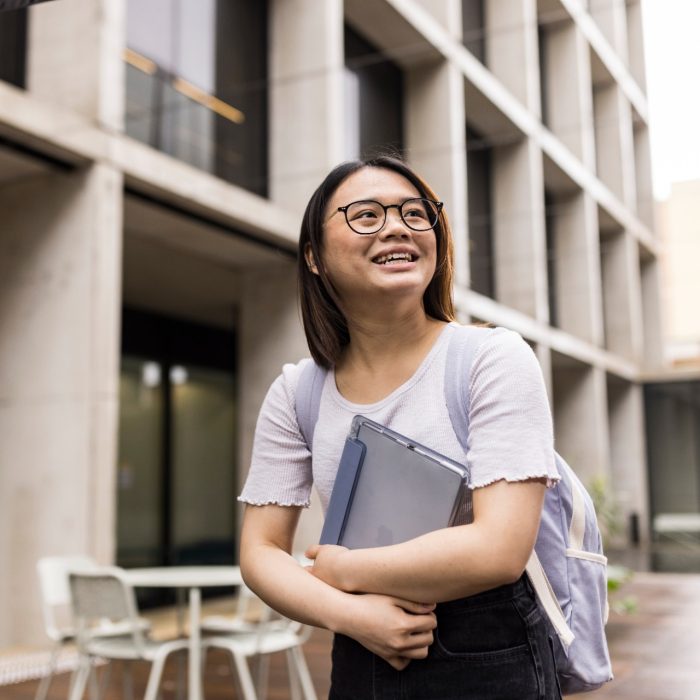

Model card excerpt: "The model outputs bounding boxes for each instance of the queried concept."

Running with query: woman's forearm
[307,479,546,602]
[240,542,351,632]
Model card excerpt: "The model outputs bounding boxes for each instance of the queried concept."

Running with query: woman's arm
[239,503,438,670]
[305,478,546,602]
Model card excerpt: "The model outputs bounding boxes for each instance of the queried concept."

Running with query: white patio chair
[201,583,298,699]
[202,607,317,700]
[35,556,151,700]
[68,567,188,700]
[200,581,289,635]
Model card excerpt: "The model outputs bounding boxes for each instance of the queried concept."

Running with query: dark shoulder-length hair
[298,155,455,369]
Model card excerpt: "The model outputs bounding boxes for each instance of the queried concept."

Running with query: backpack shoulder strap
[295,358,328,449]
[444,324,492,453]
[444,324,577,649]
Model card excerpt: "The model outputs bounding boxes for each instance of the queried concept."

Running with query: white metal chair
[202,603,317,700]
[35,556,150,700]
[68,567,188,700]
[200,583,300,699]
[200,581,288,635]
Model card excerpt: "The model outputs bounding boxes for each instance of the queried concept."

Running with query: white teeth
[375,252,414,264]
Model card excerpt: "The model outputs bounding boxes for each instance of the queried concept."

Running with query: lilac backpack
[295,324,613,694]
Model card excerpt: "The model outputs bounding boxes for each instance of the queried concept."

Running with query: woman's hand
[342,593,437,671]
[306,543,437,669]
[305,543,353,590]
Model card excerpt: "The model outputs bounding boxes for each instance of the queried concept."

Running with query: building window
[0,8,28,88]
[467,126,494,298]
[462,0,486,64]
[544,191,558,327]
[344,25,404,161]
[118,307,237,604]
[124,0,268,197]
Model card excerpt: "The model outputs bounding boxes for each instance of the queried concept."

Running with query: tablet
[320,415,472,549]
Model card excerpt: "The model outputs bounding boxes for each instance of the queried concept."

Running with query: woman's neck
[334,309,448,403]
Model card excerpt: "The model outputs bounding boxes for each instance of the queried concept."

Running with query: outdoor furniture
[201,581,278,634]
[122,565,243,700]
[68,567,188,700]
[202,612,317,700]
[653,512,700,547]
[201,582,306,699]
[34,556,150,700]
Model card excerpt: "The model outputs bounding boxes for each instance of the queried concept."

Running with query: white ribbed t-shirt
[239,324,559,513]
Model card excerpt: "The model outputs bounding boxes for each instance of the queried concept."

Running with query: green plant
[590,479,639,615]
[588,475,624,549]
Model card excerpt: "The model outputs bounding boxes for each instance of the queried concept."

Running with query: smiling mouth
[372,252,416,265]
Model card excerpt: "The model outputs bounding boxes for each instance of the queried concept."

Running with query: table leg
[176,588,186,700]
[189,587,203,700]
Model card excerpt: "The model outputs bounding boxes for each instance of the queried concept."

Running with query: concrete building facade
[0,0,662,647]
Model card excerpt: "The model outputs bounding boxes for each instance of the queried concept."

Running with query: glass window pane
[117,357,164,568]
[125,0,268,196]
[177,0,216,91]
[171,365,236,565]
[0,8,28,88]
[344,25,404,159]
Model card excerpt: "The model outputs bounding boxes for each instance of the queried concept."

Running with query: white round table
[124,566,243,700]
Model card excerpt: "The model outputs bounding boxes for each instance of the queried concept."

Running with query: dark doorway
[117,307,237,604]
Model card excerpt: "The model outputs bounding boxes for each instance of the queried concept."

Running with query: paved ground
[3,571,700,699]
[569,571,700,700]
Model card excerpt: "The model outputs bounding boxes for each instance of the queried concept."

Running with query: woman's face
[316,167,438,310]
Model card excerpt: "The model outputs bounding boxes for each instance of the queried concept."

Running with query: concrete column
[552,364,610,485]
[0,164,123,646]
[543,20,596,168]
[625,0,646,91]
[269,0,345,215]
[590,0,628,60]
[607,380,650,545]
[405,59,469,287]
[600,231,644,361]
[413,0,462,36]
[237,264,322,550]
[639,255,663,369]
[593,84,636,209]
[633,123,654,229]
[550,192,604,344]
[535,344,553,406]
[492,139,549,322]
[27,0,126,130]
[485,0,541,114]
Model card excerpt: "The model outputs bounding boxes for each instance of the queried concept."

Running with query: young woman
[239,156,562,699]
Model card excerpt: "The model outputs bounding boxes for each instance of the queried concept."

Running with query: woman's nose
[379,206,410,237]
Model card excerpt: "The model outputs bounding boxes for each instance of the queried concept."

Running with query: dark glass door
[117,308,237,603]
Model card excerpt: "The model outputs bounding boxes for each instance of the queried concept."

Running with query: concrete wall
[0,165,122,645]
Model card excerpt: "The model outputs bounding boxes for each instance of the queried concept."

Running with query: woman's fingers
[389,597,437,616]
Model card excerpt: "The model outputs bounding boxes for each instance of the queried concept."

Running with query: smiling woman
[298,157,454,370]
[237,156,563,700]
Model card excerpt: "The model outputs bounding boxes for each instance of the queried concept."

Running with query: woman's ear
[304,244,319,275]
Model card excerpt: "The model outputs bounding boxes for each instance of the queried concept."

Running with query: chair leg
[97,661,111,700]
[68,657,92,700]
[143,651,170,700]
[285,650,301,700]
[230,651,258,700]
[122,660,134,700]
[254,654,270,700]
[87,663,100,700]
[34,642,61,700]
[290,646,317,700]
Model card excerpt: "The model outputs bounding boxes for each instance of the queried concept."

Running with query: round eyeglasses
[337,198,443,235]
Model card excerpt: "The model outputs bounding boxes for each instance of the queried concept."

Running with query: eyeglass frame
[334,197,444,235]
